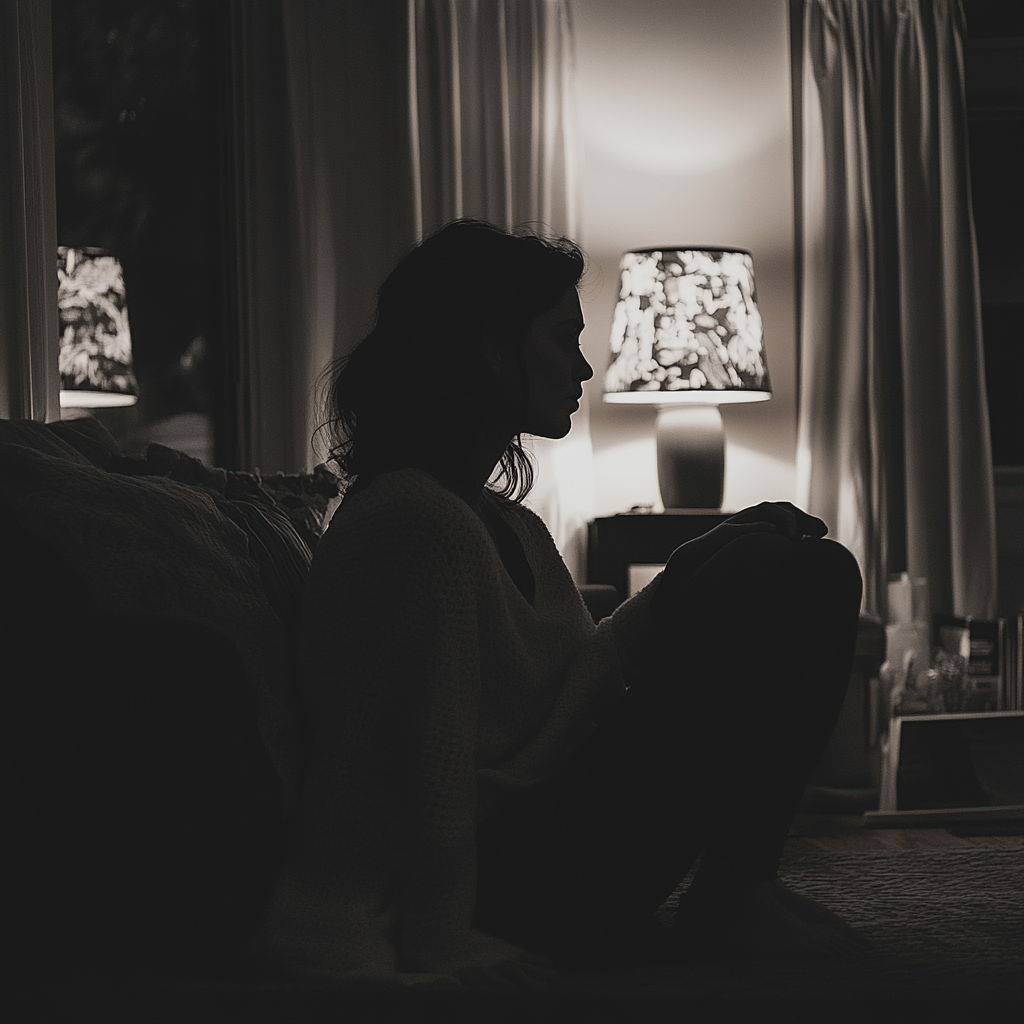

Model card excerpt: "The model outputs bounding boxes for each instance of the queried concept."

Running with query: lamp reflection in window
[58,246,139,411]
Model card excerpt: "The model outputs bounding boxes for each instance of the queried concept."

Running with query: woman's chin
[527,419,573,440]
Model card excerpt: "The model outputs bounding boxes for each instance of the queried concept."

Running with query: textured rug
[20,847,1023,1023]
[215,845,1024,1023]
[623,846,1024,1009]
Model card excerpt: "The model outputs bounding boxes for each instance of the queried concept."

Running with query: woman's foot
[672,866,872,960]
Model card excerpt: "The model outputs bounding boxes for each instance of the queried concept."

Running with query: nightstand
[586,509,731,600]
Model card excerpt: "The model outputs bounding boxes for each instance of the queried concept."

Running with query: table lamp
[603,247,771,509]
[57,246,139,409]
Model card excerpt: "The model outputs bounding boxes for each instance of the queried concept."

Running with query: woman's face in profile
[520,287,593,439]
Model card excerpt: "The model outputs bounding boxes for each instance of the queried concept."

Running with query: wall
[572,0,797,515]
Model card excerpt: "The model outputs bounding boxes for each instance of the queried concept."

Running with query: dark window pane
[52,0,223,464]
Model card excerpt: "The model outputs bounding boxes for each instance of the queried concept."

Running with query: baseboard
[863,804,1024,829]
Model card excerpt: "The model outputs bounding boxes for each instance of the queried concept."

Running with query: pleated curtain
[795,0,996,620]
[408,0,579,239]
[0,0,60,423]
[283,0,593,575]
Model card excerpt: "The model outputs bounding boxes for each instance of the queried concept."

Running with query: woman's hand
[656,502,827,611]
[724,501,827,541]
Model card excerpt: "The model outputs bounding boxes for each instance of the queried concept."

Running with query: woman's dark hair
[317,219,585,501]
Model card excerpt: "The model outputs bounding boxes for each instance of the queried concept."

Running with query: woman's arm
[298,482,545,984]
[384,515,552,983]
[653,502,828,622]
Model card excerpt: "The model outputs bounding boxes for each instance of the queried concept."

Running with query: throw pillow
[0,418,94,465]
[46,415,124,466]
[116,442,341,554]
[106,442,321,652]
[213,497,312,655]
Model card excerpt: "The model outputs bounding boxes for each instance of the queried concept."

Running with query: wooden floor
[785,811,1023,854]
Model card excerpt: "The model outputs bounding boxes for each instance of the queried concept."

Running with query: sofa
[1,415,346,992]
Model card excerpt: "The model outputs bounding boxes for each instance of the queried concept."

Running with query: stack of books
[1006,615,1024,712]
[934,613,1023,712]
[864,613,1024,828]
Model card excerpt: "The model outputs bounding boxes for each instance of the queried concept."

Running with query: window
[52,0,225,464]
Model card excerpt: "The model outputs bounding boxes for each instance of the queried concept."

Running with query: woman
[259,220,868,988]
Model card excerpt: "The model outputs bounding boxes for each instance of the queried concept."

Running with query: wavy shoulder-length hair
[317,219,585,502]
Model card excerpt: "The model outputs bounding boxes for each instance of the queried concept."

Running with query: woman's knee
[727,530,859,581]
[709,529,810,585]
[708,531,862,611]
[799,538,863,606]
[666,530,812,628]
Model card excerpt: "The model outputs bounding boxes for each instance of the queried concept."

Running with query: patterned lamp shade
[58,247,139,408]
[603,247,770,404]
[603,247,771,510]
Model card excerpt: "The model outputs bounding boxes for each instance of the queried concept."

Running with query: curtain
[283,0,594,577]
[0,0,60,423]
[220,1,297,474]
[795,0,996,620]
[407,0,580,240]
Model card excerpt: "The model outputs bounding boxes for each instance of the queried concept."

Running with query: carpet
[18,847,1023,1023]
[622,846,1024,1014]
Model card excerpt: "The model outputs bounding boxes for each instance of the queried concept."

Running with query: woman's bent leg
[652,534,869,957]
[655,533,863,881]
[476,532,863,962]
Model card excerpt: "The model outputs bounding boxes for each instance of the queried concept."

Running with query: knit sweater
[258,468,660,984]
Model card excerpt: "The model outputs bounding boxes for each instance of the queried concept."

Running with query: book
[933,614,1006,712]
[1003,615,1023,712]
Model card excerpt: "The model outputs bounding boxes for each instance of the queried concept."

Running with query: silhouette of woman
[258,219,869,988]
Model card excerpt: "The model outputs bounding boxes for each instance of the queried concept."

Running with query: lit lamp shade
[603,248,771,509]
[57,247,139,409]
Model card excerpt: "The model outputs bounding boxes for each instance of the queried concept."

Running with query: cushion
[44,415,124,465]
[213,496,312,653]
[106,443,334,652]
[110,442,341,553]
[0,416,123,467]
[0,441,303,809]
[244,464,343,553]
[0,418,94,465]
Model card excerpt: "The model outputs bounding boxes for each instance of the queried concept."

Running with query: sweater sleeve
[587,571,664,691]
[386,531,484,971]
[281,482,525,977]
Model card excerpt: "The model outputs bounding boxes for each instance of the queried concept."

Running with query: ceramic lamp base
[656,404,724,509]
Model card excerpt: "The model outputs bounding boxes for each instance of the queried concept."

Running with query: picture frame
[865,711,1024,828]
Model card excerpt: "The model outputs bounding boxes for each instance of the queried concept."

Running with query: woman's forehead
[537,287,583,325]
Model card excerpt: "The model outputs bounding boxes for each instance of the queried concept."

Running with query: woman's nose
[575,351,594,382]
